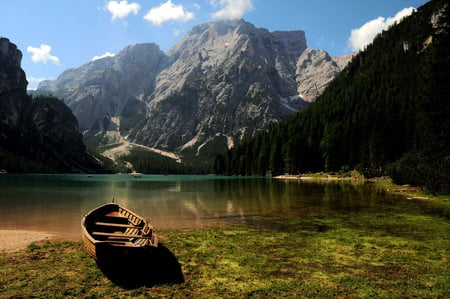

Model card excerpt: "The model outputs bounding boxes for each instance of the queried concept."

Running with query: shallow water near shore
[0,174,446,240]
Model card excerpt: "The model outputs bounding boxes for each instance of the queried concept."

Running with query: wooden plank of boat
[94,222,141,228]
[92,231,154,239]
[104,211,128,218]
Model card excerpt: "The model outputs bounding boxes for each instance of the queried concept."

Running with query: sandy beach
[0,230,57,253]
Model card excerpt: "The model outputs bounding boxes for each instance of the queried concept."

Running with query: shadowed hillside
[215,0,450,193]
[0,38,102,173]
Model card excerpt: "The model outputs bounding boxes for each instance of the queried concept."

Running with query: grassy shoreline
[277,173,450,202]
[1,178,448,298]
[1,210,449,297]
[370,177,450,201]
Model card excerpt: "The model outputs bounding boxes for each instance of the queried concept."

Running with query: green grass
[1,206,449,298]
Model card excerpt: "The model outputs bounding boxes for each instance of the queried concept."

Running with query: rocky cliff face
[296,49,354,102]
[0,37,100,173]
[0,38,29,134]
[130,20,310,153]
[37,20,353,158]
[39,43,165,132]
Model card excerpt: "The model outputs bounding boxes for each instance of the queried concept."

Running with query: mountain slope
[37,19,351,165]
[0,38,101,173]
[38,43,165,133]
[129,20,310,153]
[215,0,450,193]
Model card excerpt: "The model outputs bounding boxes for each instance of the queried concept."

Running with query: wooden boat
[81,202,158,261]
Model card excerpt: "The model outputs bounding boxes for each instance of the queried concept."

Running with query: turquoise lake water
[0,174,444,240]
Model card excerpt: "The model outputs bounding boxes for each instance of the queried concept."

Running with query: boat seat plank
[95,222,140,228]
[104,211,128,218]
[92,231,152,239]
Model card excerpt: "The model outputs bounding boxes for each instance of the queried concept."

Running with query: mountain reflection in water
[0,174,442,240]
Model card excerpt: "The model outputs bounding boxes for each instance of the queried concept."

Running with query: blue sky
[0,0,429,90]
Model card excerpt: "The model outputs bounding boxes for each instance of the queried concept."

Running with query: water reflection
[0,174,446,240]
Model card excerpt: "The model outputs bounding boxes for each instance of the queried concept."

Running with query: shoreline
[0,230,58,253]
[1,221,448,297]
[0,177,445,254]
[273,174,364,181]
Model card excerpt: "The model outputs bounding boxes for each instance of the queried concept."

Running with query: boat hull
[81,203,157,261]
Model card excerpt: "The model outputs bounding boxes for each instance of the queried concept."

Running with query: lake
[0,174,445,240]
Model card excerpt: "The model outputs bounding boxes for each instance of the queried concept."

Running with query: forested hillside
[214,0,450,193]
[0,38,101,173]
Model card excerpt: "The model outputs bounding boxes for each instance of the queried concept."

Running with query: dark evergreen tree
[214,0,450,193]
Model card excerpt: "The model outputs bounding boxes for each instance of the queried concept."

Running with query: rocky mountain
[0,38,29,138]
[215,0,450,193]
[296,49,354,102]
[0,37,101,173]
[37,19,352,161]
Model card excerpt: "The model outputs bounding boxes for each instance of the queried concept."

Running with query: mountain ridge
[37,19,352,168]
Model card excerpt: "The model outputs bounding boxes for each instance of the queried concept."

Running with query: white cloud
[348,7,415,52]
[144,1,194,26]
[211,0,253,20]
[92,52,116,61]
[107,1,140,20]
[27,44,60,65]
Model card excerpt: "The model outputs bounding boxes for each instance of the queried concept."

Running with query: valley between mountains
[35,19,352,171]
[99,117,181,170]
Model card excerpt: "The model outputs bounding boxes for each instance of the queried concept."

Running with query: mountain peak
[188,19,250,35]
[35,20,351,162]
[117,42,161,55]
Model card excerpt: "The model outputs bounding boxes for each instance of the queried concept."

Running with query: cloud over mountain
[92,52,116,61]
[106,1,141,20]
[348,7,415,52]
[144,0,195,25]
[27,44,60,65]
[211,0,253,20]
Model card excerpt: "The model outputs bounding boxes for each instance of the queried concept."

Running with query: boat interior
[86,205,153,247]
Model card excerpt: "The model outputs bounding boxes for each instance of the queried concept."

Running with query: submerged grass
[1,204,449,298]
